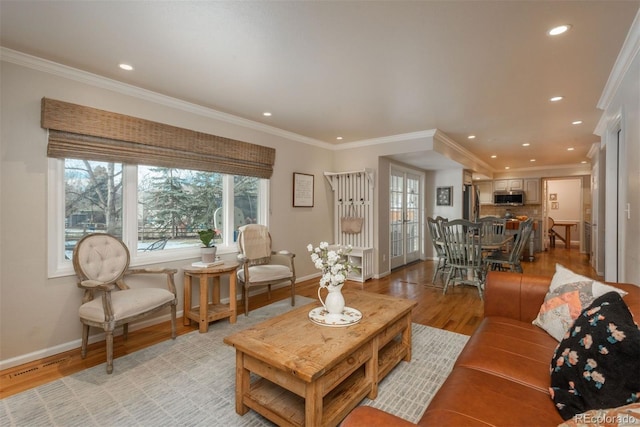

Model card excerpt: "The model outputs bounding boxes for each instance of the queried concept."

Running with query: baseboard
[0,310,183,371]
[1,274,322,371]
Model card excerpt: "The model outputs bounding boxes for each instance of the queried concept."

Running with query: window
[49,158,269,278]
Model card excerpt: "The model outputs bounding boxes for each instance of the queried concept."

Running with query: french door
[390,168,422,270]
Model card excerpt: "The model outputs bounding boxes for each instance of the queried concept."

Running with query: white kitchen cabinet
[493,179,523,191]
[524,178,540,204]
[475,181,493,205]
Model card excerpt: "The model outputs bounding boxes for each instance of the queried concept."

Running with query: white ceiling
[1,1,639,173]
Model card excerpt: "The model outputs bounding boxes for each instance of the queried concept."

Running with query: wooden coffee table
[223,290,417,427]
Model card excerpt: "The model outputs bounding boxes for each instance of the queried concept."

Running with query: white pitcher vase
[318,283,345,316]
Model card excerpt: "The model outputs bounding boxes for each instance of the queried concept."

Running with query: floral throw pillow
[533,264,627,341]
[549,292,640,420]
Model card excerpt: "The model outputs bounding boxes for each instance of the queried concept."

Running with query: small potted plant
[197,228,220,263]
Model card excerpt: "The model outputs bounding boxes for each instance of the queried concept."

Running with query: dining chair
[236,224,296,316]
[484,218,534,273]
[427,216,448,285]
[477,216,506,239]
[439,219,485,299]
[72,233,178,374]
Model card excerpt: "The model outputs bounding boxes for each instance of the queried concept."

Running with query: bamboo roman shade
[41,98,275,179]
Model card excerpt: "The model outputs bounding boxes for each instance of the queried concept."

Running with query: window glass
[234,175,259,239]
[64,159,123,259]
[138,166,223,252]
[51,158,268,277]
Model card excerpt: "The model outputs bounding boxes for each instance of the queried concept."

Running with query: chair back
[73,233,129,284]
[237,224,272,263]
[477,216,506,237]
[440,219,483,269]
[509,219,534,263]
[427,217,446,257]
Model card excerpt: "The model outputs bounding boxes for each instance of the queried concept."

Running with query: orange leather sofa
[341,271,640,427]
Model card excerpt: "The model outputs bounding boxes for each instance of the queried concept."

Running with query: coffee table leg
[402,314,412,362]
[235,351,249,415]
[305,381,322,426]
[368,336,380,399]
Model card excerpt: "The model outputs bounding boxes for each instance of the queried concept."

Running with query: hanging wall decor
[436,186,453,206]
[293,172,314,207]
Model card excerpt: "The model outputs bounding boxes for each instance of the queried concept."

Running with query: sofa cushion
[533,264,627,341]
[550,292,640,420]
[455,316,559,393]
[420,367,564,426]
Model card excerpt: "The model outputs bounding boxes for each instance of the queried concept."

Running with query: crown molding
[0,47,333,150]
[333,129,437,149]
[597,9,640,111]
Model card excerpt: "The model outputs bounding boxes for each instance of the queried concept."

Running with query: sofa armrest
[484,271,552,322]
[340,406,416,427]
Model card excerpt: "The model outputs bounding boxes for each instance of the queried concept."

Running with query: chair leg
[290,282,295,307]
[170,304,177,339]
[105,329,114,374]
[244,286,250,316]
[81,324,89,359]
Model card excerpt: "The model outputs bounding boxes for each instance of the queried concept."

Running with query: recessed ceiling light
[567,147,575,151]
[505,166,510,170]
[119,63,133,71]
[581,160,587,164]
[530,159,536,162]
[262,112,272,117]
[550,96,564,102]
[548,24,572,36]
[468,135,476,139]
[522,143,530,147]
[491,155,497,159]
[572,120,583,125]
[336,136,343,140]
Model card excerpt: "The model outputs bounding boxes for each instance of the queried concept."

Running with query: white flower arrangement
[307,242,360,288]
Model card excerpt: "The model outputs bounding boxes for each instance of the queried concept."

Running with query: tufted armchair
[72,233,178,374]
[236,224,296,316]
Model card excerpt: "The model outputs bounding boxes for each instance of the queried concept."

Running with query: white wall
[0,58,337,367]
[594,11,640,285]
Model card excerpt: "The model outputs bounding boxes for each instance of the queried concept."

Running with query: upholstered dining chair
[72,233,178,374]
[236,224,296,316]
[440,219,485,299]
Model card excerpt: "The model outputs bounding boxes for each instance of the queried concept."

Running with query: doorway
[390,167,423,269]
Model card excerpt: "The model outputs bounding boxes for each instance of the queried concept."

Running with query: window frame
[47,158,269,278]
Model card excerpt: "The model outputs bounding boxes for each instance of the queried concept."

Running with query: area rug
[0,297,469,426]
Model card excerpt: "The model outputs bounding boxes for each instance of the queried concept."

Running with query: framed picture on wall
[293,172,314,207]
[549,193,557,201]
[551,201,559,210]
[436,186,453,206]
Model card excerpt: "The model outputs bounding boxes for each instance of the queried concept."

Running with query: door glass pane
[64,159,123,259]
[390,173,404,258]
[406,175,420,254]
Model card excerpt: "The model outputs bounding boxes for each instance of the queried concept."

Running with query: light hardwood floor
[0,246,597,399]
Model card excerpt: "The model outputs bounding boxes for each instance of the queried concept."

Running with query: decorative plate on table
[308,306,362,327]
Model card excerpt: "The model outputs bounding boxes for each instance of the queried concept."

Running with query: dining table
[551,221,578,249]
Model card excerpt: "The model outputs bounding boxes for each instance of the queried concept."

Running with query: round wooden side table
[183,262,239,333]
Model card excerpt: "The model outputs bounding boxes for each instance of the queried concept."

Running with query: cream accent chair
[72,233,178,374]
[236,224,296,316]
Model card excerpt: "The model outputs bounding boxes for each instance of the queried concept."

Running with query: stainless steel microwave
[493,190,525,206]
